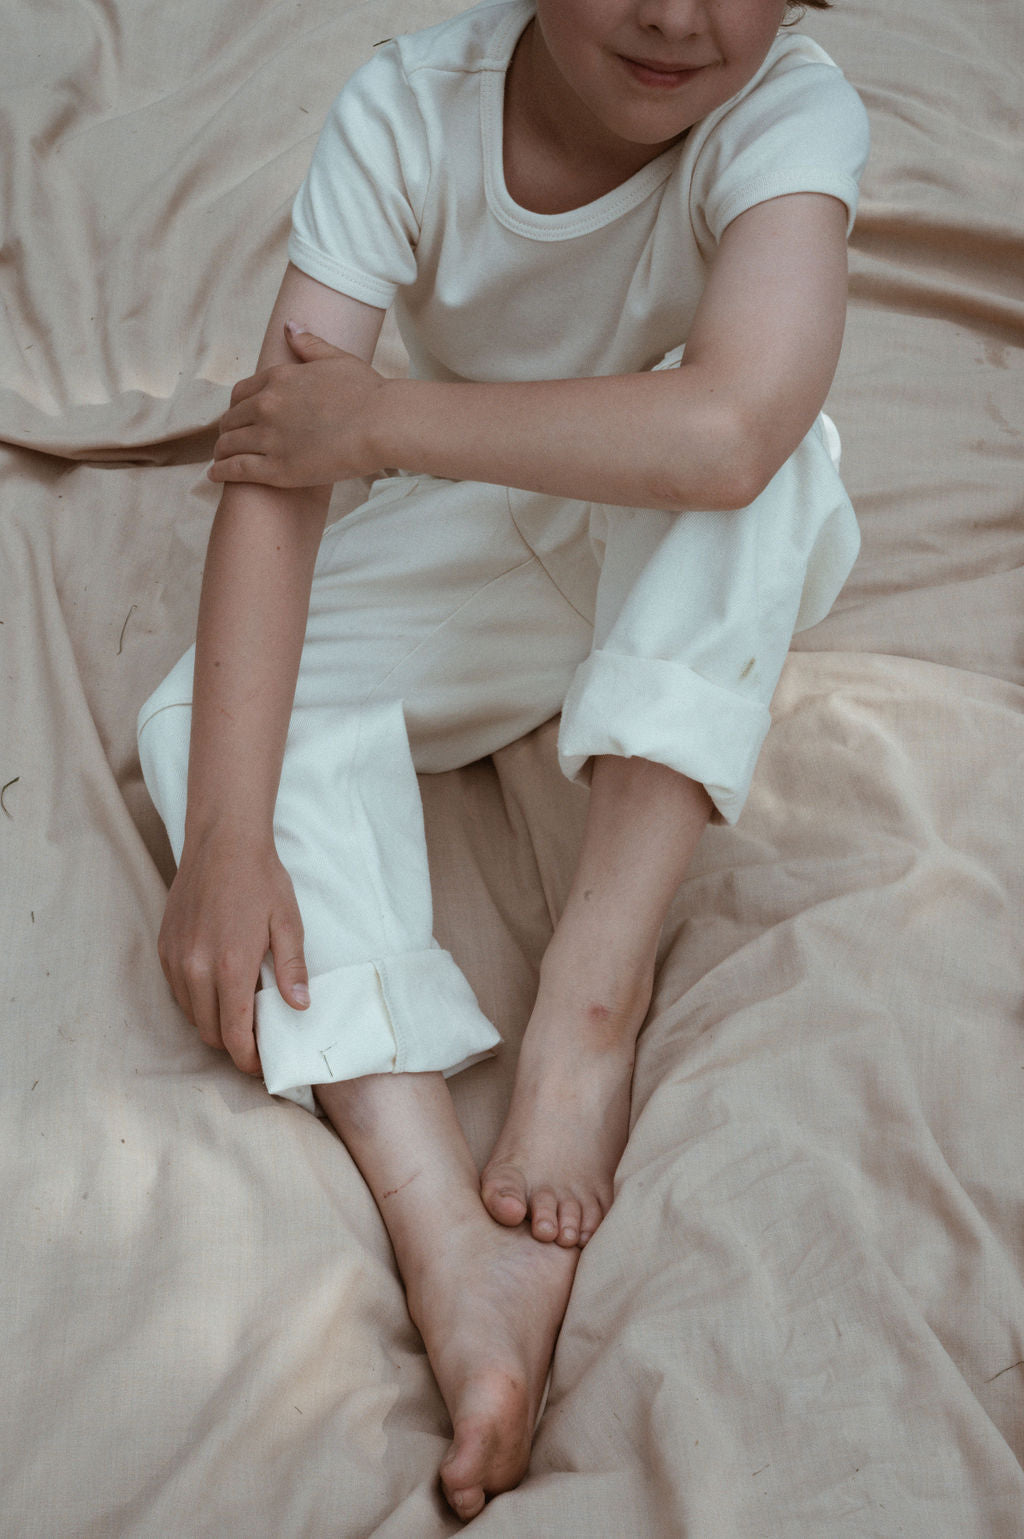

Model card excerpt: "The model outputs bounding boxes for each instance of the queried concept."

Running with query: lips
[619,54,707,88]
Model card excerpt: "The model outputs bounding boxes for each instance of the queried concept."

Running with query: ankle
[535,939,653,1044]
[391,1190,492,1299]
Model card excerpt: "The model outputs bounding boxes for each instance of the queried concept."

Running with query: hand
[158,833,309,1077]
[208,324,388,488]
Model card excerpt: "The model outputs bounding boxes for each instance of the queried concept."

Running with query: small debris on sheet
[985,1359,1024,1383]
[117,603,139,655]
[1,777,19,818]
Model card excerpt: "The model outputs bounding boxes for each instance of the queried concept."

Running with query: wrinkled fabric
[2,0,1023,1534]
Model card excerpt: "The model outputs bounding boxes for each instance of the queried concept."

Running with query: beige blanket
[3,0,1023,1533]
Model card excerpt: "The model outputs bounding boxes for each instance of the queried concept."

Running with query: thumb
[270,903,310,1010]
[284,320,342,360]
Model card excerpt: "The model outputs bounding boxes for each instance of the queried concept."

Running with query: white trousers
[138,416,857,1112]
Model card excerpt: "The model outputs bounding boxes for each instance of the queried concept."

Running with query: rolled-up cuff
[257,945,501,1114]
[557,649,771,826]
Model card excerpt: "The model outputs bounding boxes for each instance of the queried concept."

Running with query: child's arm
[159,265,385,1075]
[209,192,849,513]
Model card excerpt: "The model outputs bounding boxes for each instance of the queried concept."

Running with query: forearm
[366,199,847,512]
[183,480,330,848]
[370,368,765,513]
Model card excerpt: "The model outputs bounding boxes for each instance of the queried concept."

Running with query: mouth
[619,55,708,89]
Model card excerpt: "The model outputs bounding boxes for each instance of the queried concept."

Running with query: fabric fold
[558,648,771,824]
[257,944,501,1113]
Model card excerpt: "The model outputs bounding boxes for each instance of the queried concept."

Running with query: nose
[633,0,704,37]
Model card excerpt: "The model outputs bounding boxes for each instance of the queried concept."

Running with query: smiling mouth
[619,55,707,88]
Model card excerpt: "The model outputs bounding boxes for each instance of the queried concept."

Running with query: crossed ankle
[535,944,654,1044]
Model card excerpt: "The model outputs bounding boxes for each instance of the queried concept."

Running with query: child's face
[531,0,790,151]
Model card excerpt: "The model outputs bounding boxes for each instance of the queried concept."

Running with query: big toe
[443,1474,486,1523]
[441,1404,528,1521]
[440,1424,486,1519]
[480,1160,529,1227]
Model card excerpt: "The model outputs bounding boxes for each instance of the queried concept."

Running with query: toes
[556,1196,582,1248]
[578,1195,606,1247]
[444,1481,486,1522]
[480,1162,529,1228]
[529,1187,560,1242]
[441,1432,489,1522]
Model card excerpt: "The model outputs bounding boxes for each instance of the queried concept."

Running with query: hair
[784,0,832,22]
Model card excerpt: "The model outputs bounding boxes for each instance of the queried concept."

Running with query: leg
[482,754,711,1245]
[315,1071,577,1522]
[138,475,592,1111]
[485,426,858,1241]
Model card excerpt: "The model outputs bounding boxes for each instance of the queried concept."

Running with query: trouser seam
[505,488,594,626]
[361,552,543,706]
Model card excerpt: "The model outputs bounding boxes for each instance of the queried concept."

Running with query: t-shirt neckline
[480,0,682,242]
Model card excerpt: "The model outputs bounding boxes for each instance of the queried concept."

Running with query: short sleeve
[689,37,870,252]
[287,44,428,308]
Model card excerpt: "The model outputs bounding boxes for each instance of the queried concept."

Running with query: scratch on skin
[985,1360,1024,1384]
[381,1171,422,1201]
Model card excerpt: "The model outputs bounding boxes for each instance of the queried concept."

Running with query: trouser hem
[557,648,771,826]
[257,945,501,1114]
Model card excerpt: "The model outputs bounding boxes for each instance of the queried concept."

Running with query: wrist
[370,377,426,477]
[181,805,277,861]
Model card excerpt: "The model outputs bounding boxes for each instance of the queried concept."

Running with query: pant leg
[507,415,859,825]
[138,474,593,1111]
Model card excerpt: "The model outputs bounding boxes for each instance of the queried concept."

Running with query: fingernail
[291,984,310,1007]
[285,320,309,335]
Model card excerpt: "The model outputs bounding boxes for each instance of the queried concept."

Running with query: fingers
[209,412,283,485]
[215,957,263,1076]
[159,934,263,1076]
[228,371,266,408]
[210,400,272,480]
[270,900,310,1012]
[208,453,275,486]
[284,320,344,359]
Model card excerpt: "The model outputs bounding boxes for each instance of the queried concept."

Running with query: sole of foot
[407,1211,578,1520]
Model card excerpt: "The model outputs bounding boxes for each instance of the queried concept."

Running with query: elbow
[662,406,780,514]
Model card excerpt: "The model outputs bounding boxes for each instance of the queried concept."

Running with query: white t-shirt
[288,0,870,384]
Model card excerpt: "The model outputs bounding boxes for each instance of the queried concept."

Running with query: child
[138,0,868,1519]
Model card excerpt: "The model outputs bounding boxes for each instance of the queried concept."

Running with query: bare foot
[405,1207,577,1521]
[480,957,652,1247]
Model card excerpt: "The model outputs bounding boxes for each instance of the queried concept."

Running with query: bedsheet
[2,0,1023,1534]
